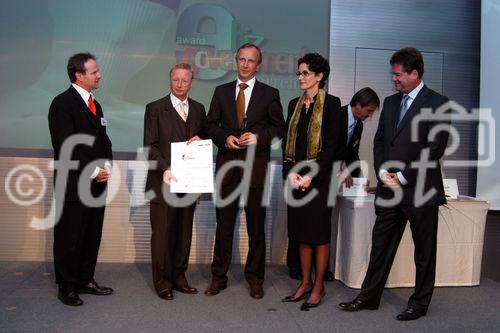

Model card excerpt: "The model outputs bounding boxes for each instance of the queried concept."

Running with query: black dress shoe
[76,281,113,295]
[158,288,173,300]
[204,281,227,296]
[249,284,264,299]
[338,298,378,312]
[300,301,320,311]
[396,307,426,321]
[300,290,325,311]
[324,270,335,282]
[282,286,313,302]
[58,290,83,306]
[173,285,198,294]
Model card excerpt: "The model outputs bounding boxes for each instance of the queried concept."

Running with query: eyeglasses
[295,71,315,78]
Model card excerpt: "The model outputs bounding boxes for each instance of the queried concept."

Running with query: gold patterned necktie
[236,83,248,128]
[179,102,187,122]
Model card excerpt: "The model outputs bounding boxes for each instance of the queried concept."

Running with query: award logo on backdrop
[175,3,299,81]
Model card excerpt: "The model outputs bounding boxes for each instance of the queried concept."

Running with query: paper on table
[342,177,368,197]
[170,139,214,193]
[443,178,459,200]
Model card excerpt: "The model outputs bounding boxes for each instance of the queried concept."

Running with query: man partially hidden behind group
[204,43,286,299]
[340,87,380,186]
[144,63,207,300]
[339,47,450,321]
[48,53,113,306]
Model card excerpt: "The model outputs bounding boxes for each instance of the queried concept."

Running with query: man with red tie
[48,53,113,306]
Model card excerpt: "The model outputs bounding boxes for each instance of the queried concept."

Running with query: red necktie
[88,95,97,116]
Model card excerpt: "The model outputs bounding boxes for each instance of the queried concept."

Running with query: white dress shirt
[235,76,256,114]
[71,83,111,179]
[170,93,189,119]
[379,81,425,185]
[347,104,357,144]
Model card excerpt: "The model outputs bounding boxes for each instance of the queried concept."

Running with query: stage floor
[1,262,499,332]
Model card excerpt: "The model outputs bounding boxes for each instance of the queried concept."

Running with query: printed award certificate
[170,139,214,193]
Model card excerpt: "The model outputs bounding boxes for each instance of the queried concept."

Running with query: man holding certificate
[144,63,207,300]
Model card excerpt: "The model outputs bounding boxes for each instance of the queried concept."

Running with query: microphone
[238,116,248,148]
[240,115,248,133]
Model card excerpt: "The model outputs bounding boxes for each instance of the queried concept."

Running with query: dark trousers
[53,201,105,292]
[150,202,196,293]
[359,204,438,311]
[211,178,266,286]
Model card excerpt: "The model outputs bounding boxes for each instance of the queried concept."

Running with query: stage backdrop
[329,0,480,197]
[478,0,500,209]
[0,0,329,154]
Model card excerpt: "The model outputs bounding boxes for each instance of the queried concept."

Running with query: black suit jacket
[342,105,364,178]
[282,94,347,183]
[206,80,285,188]
[144,94,207,202]
[373,85,449,206]
[48,85,113,202]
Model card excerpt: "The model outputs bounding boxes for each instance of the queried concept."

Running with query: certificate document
[170,139,214,193]
[342,177,368,197]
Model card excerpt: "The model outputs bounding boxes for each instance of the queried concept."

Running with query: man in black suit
[340,87,380,186]
[339,47,449,321]
[48,53,113,306]
[144,63,207,301]
[204,43,285,299]
[286,87,380,281]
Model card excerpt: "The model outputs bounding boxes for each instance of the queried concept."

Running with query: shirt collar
[406,80,424,100]
[237,76,256,89]
[170,93,188,108]
[72,83,93,103]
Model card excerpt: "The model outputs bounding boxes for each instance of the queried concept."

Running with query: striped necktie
[397,94,410,127]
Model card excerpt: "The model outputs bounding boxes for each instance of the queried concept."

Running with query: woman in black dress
[282,53,346,310]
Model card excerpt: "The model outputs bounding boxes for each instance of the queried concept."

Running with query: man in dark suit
[286,87,380,281]
[48,53,113,306]
[144,63,207,301]
[340,87,380,186]
[339,47,449,321]
[204,43,285,299]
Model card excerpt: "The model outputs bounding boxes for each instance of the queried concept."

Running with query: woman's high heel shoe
[281,287,313,302]
[300,289,326,311]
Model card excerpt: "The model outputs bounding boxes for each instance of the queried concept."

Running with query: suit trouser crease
[211,178,266,286]
[359,205,438,311]
[150,202,195,292]
[54,201,105,291]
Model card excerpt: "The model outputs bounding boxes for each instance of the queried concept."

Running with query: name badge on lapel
[100,118,108,126]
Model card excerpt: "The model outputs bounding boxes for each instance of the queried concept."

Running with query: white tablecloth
[333,195,490,288]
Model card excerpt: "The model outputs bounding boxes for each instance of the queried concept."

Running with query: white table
[333,194,490,288]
